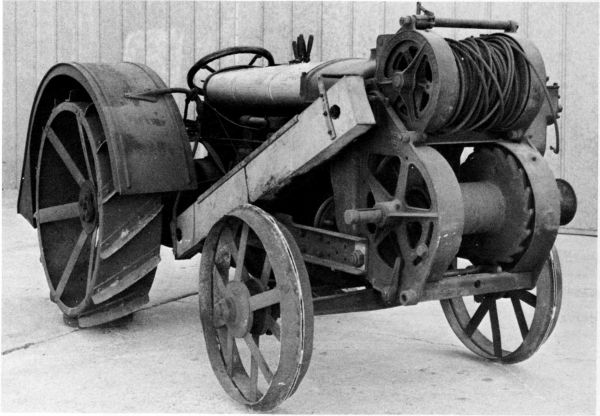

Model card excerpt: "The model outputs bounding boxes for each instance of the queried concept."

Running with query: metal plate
[18,62,197,226]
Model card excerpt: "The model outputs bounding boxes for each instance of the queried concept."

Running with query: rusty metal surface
[441,246,562,362]
[459,146,536,267]
[375,26,546,137]
[15,3,579,409]
[18,62,196,226]
[198,204,313,410]
[175,76,375,258]
[34,99,161,325]
[276,215,367,275]
[331,99,464,305]
[204,58,376,114]
[375,29,459,133]
[495,142,561,275]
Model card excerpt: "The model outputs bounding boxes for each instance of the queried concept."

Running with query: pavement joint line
[396,335,460,349]
[140,291,198,312]
[2,329,79,356]
[1,292,199,356]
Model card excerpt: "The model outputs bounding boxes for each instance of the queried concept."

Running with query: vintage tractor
[18,3,577,411]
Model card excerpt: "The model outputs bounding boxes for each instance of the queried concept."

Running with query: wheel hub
[215,281,253,338]
[78,180,97,234]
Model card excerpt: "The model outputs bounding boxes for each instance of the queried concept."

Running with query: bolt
[350,250,365,267]
[399,133,411,143]
[399,289,417,305]
[508,130,521,140]
[392,72,404,89]
[415,243,428,258]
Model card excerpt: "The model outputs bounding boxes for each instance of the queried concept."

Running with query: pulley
[376,30,547,134]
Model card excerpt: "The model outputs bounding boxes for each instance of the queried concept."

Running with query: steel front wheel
[440,247,562,363]
[35,100,162,326]
[199,204,313,411]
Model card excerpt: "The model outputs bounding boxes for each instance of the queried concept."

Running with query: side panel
[175,76,375,258]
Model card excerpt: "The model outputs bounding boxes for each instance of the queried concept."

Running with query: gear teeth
[459,145,536,268]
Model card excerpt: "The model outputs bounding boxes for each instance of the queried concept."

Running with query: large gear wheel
[375,30,459,132]
[458,146,534,268]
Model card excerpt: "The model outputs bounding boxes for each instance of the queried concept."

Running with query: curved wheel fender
[18,62,197,226]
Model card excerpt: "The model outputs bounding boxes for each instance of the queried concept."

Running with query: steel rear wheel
[199,204,313,411]
[36,100,162,327]
[440,247,562,363]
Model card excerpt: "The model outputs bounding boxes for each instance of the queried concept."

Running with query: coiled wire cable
[438,33,560,153]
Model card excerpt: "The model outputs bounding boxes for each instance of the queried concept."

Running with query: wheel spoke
[233,223,249,282]
[224,330,235,376]
[87,228,97,286]
[265,314,281,341]
[54,229,88,300]
[398,92,417,124]
[249,288,282,311]
[403,43,426,76]
[511,296,529,339]
[46,128,86,186]
[260,257,272,286]
[465,297,491,337]
[244,333,273,383]
[489,300,502,359]
[365,172,392,202]
[213,268,228,295]
[414,88,424,112]
[76,115,94,180]
[37,202,79,224]
[515,290,537,307]
[249,334,260,400]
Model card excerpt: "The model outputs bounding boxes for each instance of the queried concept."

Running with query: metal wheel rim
[440,247,561,363]
[36,101,103,316]
[34,97,163,324]
[199,204,313,410]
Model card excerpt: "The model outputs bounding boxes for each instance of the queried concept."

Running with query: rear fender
[18,62,197,226]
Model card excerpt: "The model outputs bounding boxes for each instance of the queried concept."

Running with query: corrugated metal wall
[3,1,597,233]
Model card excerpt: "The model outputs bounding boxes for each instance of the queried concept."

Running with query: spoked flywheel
[36,100,162,327]
[199,204,313,411]
[440,247,562,363]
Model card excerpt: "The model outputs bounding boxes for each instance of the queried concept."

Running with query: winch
[17,3,577,411]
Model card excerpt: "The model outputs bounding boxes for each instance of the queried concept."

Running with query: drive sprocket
[458,146,534,268]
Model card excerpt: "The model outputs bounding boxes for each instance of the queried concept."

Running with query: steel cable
[440,34,532,134]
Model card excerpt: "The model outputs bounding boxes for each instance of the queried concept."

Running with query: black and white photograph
[2,0,597,413]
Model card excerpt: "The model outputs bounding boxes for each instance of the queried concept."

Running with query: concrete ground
[1,189,596,414]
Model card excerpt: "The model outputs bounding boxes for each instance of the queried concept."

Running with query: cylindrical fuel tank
[204,58,375,114]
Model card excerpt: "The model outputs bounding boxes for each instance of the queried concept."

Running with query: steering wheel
[187,46,276,92]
